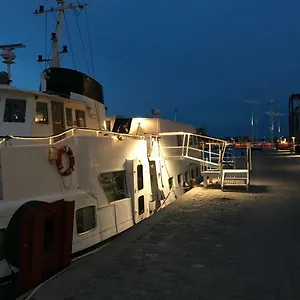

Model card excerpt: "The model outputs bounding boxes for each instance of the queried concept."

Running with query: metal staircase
[148,132,251,191]
[221,169,249,191]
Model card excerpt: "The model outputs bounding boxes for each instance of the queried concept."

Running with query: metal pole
[182,133,186,157]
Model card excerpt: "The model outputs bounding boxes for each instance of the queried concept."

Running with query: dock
[23,151,300,299]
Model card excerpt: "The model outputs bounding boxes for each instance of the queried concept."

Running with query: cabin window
[4,99,26,123]
[76,206,97,235]
[184,171,189,182]
[137,164,144,190]
[177,174,183,186]
[138,195,145,215]
[106,120,111,131]
[176,135,183,146]
[35,102,49,124]
[193,136,197,146]
[75,109,86,127]
[191,169,195,179]
[99,170,128,202]
[168,177,174,189]
[66,108,73,126]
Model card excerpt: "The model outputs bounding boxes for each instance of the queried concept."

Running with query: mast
[34,0,88,68]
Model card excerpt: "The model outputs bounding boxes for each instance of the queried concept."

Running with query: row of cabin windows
[0,167,145,253]
[176,135,203,147]
[78,166,146,234]
[76,195,145,236]
[2,98,86,127]
[0,166,144,246]
[169,167,200,189]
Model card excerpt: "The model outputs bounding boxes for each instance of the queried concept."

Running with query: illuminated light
[134,118,147,127]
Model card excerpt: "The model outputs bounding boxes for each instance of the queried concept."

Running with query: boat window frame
[65,107,73,127]
[99,170,129,203]
[3,98,27,123]
[75,109,86,127]
[138,195,145,215]
[35,101,49,124]
[177,174,183,186]
[137,164,144,191]
[168,177,174,189]
[76,205,97,235]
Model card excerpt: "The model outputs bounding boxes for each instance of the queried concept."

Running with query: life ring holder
[56,146,75,176]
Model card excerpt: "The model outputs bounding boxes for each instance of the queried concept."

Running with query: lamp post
[265,99,283,148]
[245,84,261,143]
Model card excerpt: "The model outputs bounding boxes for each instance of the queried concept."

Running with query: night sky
[2,0,300,137]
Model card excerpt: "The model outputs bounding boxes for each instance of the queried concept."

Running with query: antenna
[151,109,161,118]
[34,0,88,68]
[174,109,178,121]
[0,43,25,83]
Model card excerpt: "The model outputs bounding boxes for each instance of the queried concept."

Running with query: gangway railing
[148,131,227,170]
[148,132,252,191]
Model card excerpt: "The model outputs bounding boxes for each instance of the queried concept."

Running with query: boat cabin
[0,68,107,137]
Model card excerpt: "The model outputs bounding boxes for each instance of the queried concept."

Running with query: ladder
[221,169,249,191]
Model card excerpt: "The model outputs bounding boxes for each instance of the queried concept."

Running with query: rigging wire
[84,3,95,78]
[64,13,77,70]
[47,46,52,68]
[74,10,90,76]
[44,13,48,69]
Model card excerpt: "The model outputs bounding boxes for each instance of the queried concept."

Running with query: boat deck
[24,151,300,299]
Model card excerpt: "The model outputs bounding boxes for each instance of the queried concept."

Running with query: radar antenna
[0,43,25,84]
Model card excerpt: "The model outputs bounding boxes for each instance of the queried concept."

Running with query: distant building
[289,94,300,143]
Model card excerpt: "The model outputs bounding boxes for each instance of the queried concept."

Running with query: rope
[64,13,77,70]
[75,13,90,76]
[84,3,95,78]
[44,13,48,69]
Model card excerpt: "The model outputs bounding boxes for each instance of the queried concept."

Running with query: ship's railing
[148,131,228,170]
[0,127,144,147]
[148,132,252,172]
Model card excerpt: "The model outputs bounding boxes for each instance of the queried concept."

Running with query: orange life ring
[56,146,75,176]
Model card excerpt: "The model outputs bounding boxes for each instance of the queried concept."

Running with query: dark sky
[2,0,300,137]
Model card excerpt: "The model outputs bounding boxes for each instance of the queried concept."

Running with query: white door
[130,159,149,224]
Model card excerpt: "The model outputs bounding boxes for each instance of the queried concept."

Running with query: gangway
[148,132,251,191]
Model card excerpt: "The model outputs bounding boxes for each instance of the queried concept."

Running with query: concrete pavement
[31,151,300,300]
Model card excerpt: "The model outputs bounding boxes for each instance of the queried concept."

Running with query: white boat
[0,1,224,290]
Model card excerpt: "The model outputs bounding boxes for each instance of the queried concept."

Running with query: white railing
[149,132,227,170]
[148,132,252,173]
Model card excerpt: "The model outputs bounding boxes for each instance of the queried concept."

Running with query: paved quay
[31,151,300,300]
